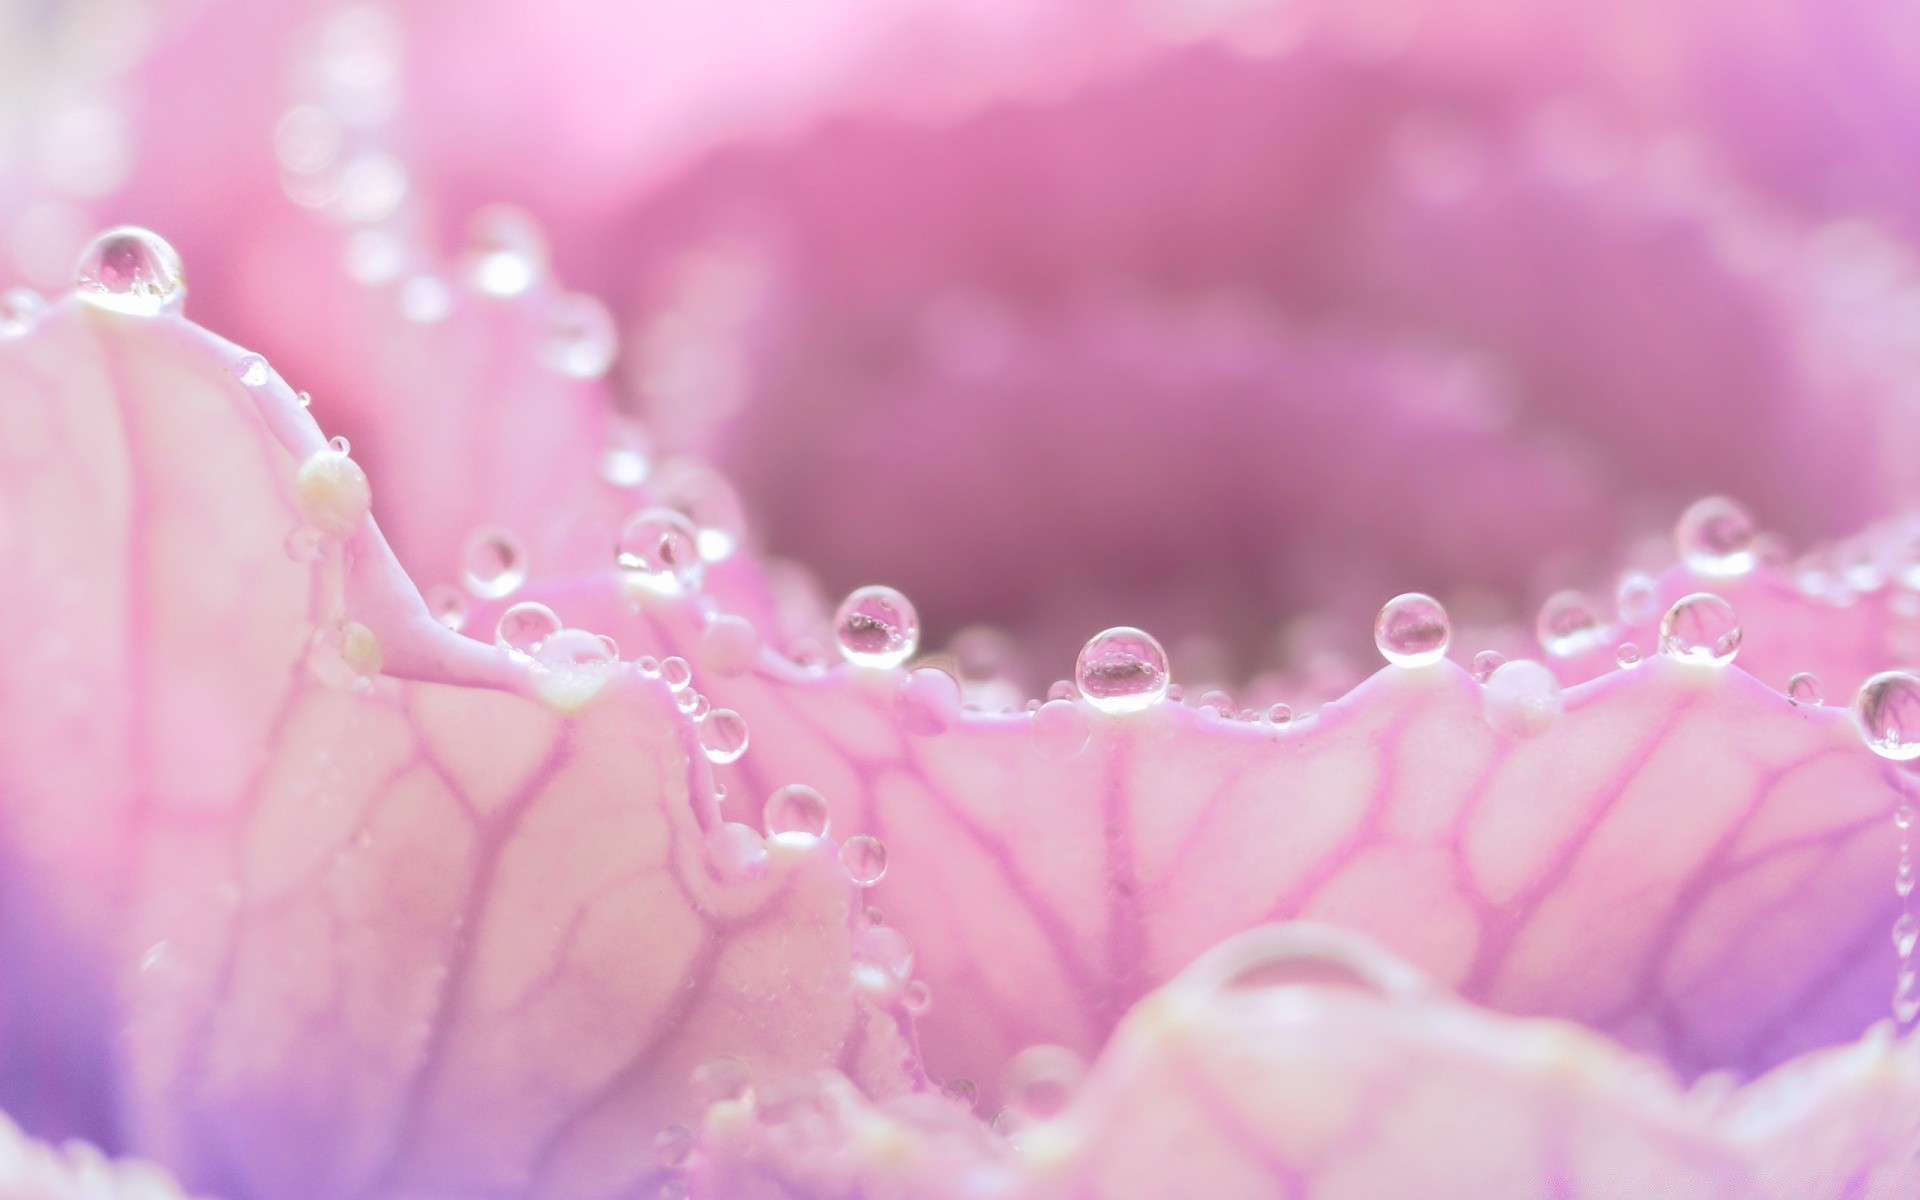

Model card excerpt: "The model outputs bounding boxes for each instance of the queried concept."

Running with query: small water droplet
[1483,659,1563,737]
[904,979,932,1014]
[1658,593,1741,666]
[1002,1045,1085,1121]
[1375,593,1450,667]
[841,835,888,886]
[1046,679,1075,702]
[1207,923,1426,1000]
[0,287,46,334]
[462,528,526,599]
[1197,689,1235,715]
[1894,913,1917,958]
[1537,591,1606,657]
[542,292,617,378]
[764,784,830,840]
[296,390,313,408]
[651,459,747,561]
[467,204,546,297]
[615,507,703,594]
[1896,970,1920,1025]
[233,354,270,386]
[601,418,652,489]
[699,709,749,764]
[698,614,761,677]
[1031,698,1090,759]
[294,444,372,538]
[834,585,920,669]
[1264,702,1294,729]
[1855,672,1920,760]
[495,601,560,658]
[942,1078,978,1110]
[74,227,185,314]
[896,667,960,736]
[425,585,467,631]
[678,689,705,715]
[1616,642,1642,668]
[659,656,693,691]
[1615,572,1661,625]
[1470,650,1505,683]
[1075,627,1169,714]
[1787,672,1823,706]
[1676,496,1758,577]
[652,1124,692,1169]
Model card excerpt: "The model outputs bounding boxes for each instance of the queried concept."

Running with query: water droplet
[1197,689,1235,715]
[542,293,617,378]
[1469,650,1505,683]
[942,1078,978,1110]
[1676,496,1758,577]
[1031,698,1090,759]
[764,784,830,840]
[467,204,546,297]
[1374,593,1450,667]
[653,1124,692,1169]
[0,287,46,334]
[1537,591,1605,657]
[495,601,560,658]
[462,529,526,599]
[294,445,372,538]
[1483,659,1563,737]
[233,354,270,386]
[1787,672,1823,706]
[698,614,761,677]
[841,835,888,887]
[678,689,705,715]
[307,621,382,689]
[1206,923,1427,1000]
[1658,593,1742,665]
[1075,627,1169,714]
[74,227,184,314]
[534,627,616,670]
[1002,1045,1085,1121]
[854,924,915,983]
[1264,702,1294,729]
[699,709,749,764]
[1854,671,1920,760]
[1896,969,1919,1025]
[296,391,312,408]
[425,585,467,631]
[904,979,932,1014]
[896,667,960,736]
[1615,571,1661,625]
[1616,642,1643,668]
[615,508,703,594]
[1894,912,1917,958]
[659,656,693,691]
[834,586,920,669]
[601,418,652,488]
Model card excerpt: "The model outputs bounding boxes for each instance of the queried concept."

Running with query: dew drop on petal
[1208,924,1427,1000]
[659,656,693,691]
[233,353,270,386]
[495,601,560,658]
[764,784,830,840]
[1894,912,1917,958]
[615,507,703,594]
[698,614,761,677]
[462,528,526,599]
[1264,702,1293,729]
[466,204,546,297]
[1676,496,1758,578]
[74,226,185,314]
[841,835,888,887]
[1787,672,1823,706]
[294,445,372,538]
[1031,698,1090,759]
[1374,592,1450,667]
[425,584,467,632]
[1617,642,1643,668]
[601,418,652,489]
[1614,571,1661,625]
[942,1079,978,1111]
[1658,593,1742,666]
[1002,1045,1086,1121]
[1854,671,1920,760]
[1470,650,1505,683]
[542,292,617,379]
[1537,590,1605,657]
[834,585,920,669]
[896,666,960,736]
[699,709,749,764]
[1483,659,1563,737]
[1075,627,1169,714]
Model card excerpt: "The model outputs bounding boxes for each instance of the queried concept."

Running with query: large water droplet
[841,835,888,887]
[1676,496,1758,577]
[834,586,919,669]
[1854,671,1920,760]
[1787,672,1823,706]
[1537,591,1605,657]
[659,656,693,691]
[895,667,960,736]
[1075,627,1169,714]
[764,784,830,840]
[495,601,560,658]
[1031,698,1090,759]
[74,226,185,314]
[462,528,526,599]
[307,621,382,689]
[1469,650,1505,683]
[615,508,703,594]
[1374,593,1450,667]
[1658,593,1741,665]
[699,709,749,764]
[1483,659,1562,737]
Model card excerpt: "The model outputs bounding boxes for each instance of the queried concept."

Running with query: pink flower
[3,2,1920,1197]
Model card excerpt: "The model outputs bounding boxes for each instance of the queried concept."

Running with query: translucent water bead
[1374,593,1450,667]
[1537,591,1605,657]
[833,586,920,669]
[1854,672,1920,761]
[764,784,830,839]
[74,227,185,315]
[1676,496,1758,577]
[1075,627,1169,714]
[462,528,527,599]
[616,508,703,594]
[1658,593,1741,666]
